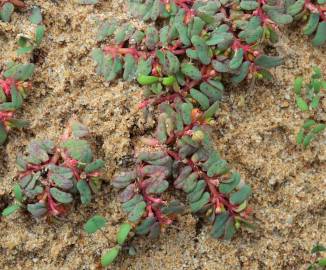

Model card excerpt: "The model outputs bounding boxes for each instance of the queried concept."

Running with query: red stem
[166,149,236,215]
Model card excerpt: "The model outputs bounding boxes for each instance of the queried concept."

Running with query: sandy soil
[0,1,325,269]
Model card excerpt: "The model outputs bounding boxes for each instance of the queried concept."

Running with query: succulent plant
[2,119,104,218]
[294,67,326,148]
[113,100,252,239]
[17,6,45,55]
[0,0,25,22]
[0,62,34,145]
[92,0,285,96]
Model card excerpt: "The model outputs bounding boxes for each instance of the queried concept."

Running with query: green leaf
[14,64,35,81]
[207,159,229,177]
[303,119,316,129]
[211,212,229,238]
[136,57,152,76]
[13,184,23,202]
[286,0,304,16]
[101,247,120,267]
[312,21,326,47]
[123,54,136,81]
[165,51,180,74]
[175,10,191,46]
[17,46,34,55]
[203,101,219,120]
[71,120,89,138]
[310,96,320,110]
[296,129,304,145]
[85,159,104,173]
[303,133,314,148]
[0,3,14,23]
[294,77,303,95]
[135,217,156,235]
[137,75,159,85]
[144,26,159,50]
[29,7,42,24]
[318,258,326,267]
[264,9,293,25]
[128,201,146,222]
[161,200,185,215]
[97,19,117,41]
[117,223,132,245]
[84,215,106,234]
[181,63,202,80]
[231,61,250,84]
[202,80,224,101]
[190,192,210,212]
[61,139,93,163]
[312,124,326,134]
[27,202,47,217]
[229,48,244,70]
[206,32,233,46]
[190,88,209,110]
[0,123,7,145]
[181,103,193,125]
[191,35,211,65]
[219,172,241,194]
[112,171,136,188]
[51,173,74,190]
[303,13,320,35]
[187,180,206,203]
[122,194,143,212]
[295,96,308,111]
[254,55,283,69]
[162,76,176,86]
[50,187,73,204]
[35,25,45,46]
[77,179,92,205]
[230,184,252,205]
[212,60,228,73]
[191,16,205,36]
[2,204,20,217]
[224,217,236,240]
[240,1,259,10]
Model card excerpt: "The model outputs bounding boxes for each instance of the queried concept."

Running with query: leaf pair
[17,25,45,55]
[296,119,325,148]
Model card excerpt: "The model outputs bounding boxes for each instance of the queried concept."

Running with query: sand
[0,1,325,269]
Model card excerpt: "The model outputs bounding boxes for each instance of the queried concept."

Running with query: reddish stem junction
[166,149,237,215]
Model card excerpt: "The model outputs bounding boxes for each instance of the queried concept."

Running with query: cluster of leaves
[17,6,45,55]
[0,0,25,22]
[0,62,34,145]
[307,243,326,270]
[127,0,326,45]
[1,119,104,218]
[88,0,295,266]
[294,67,325,148]
[1,6,46,145]
[289,0,326,46]
[104,99,253,266]
[113,100,252,236]
[92,0,286,102]
[83,214,134,267]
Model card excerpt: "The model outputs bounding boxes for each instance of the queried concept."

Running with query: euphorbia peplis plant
[113,100,252,239]
[0,62,34,145]
[294,67,326,148]
[90,0,282,266]
[92,0,285,109]
[1,119,104,217]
